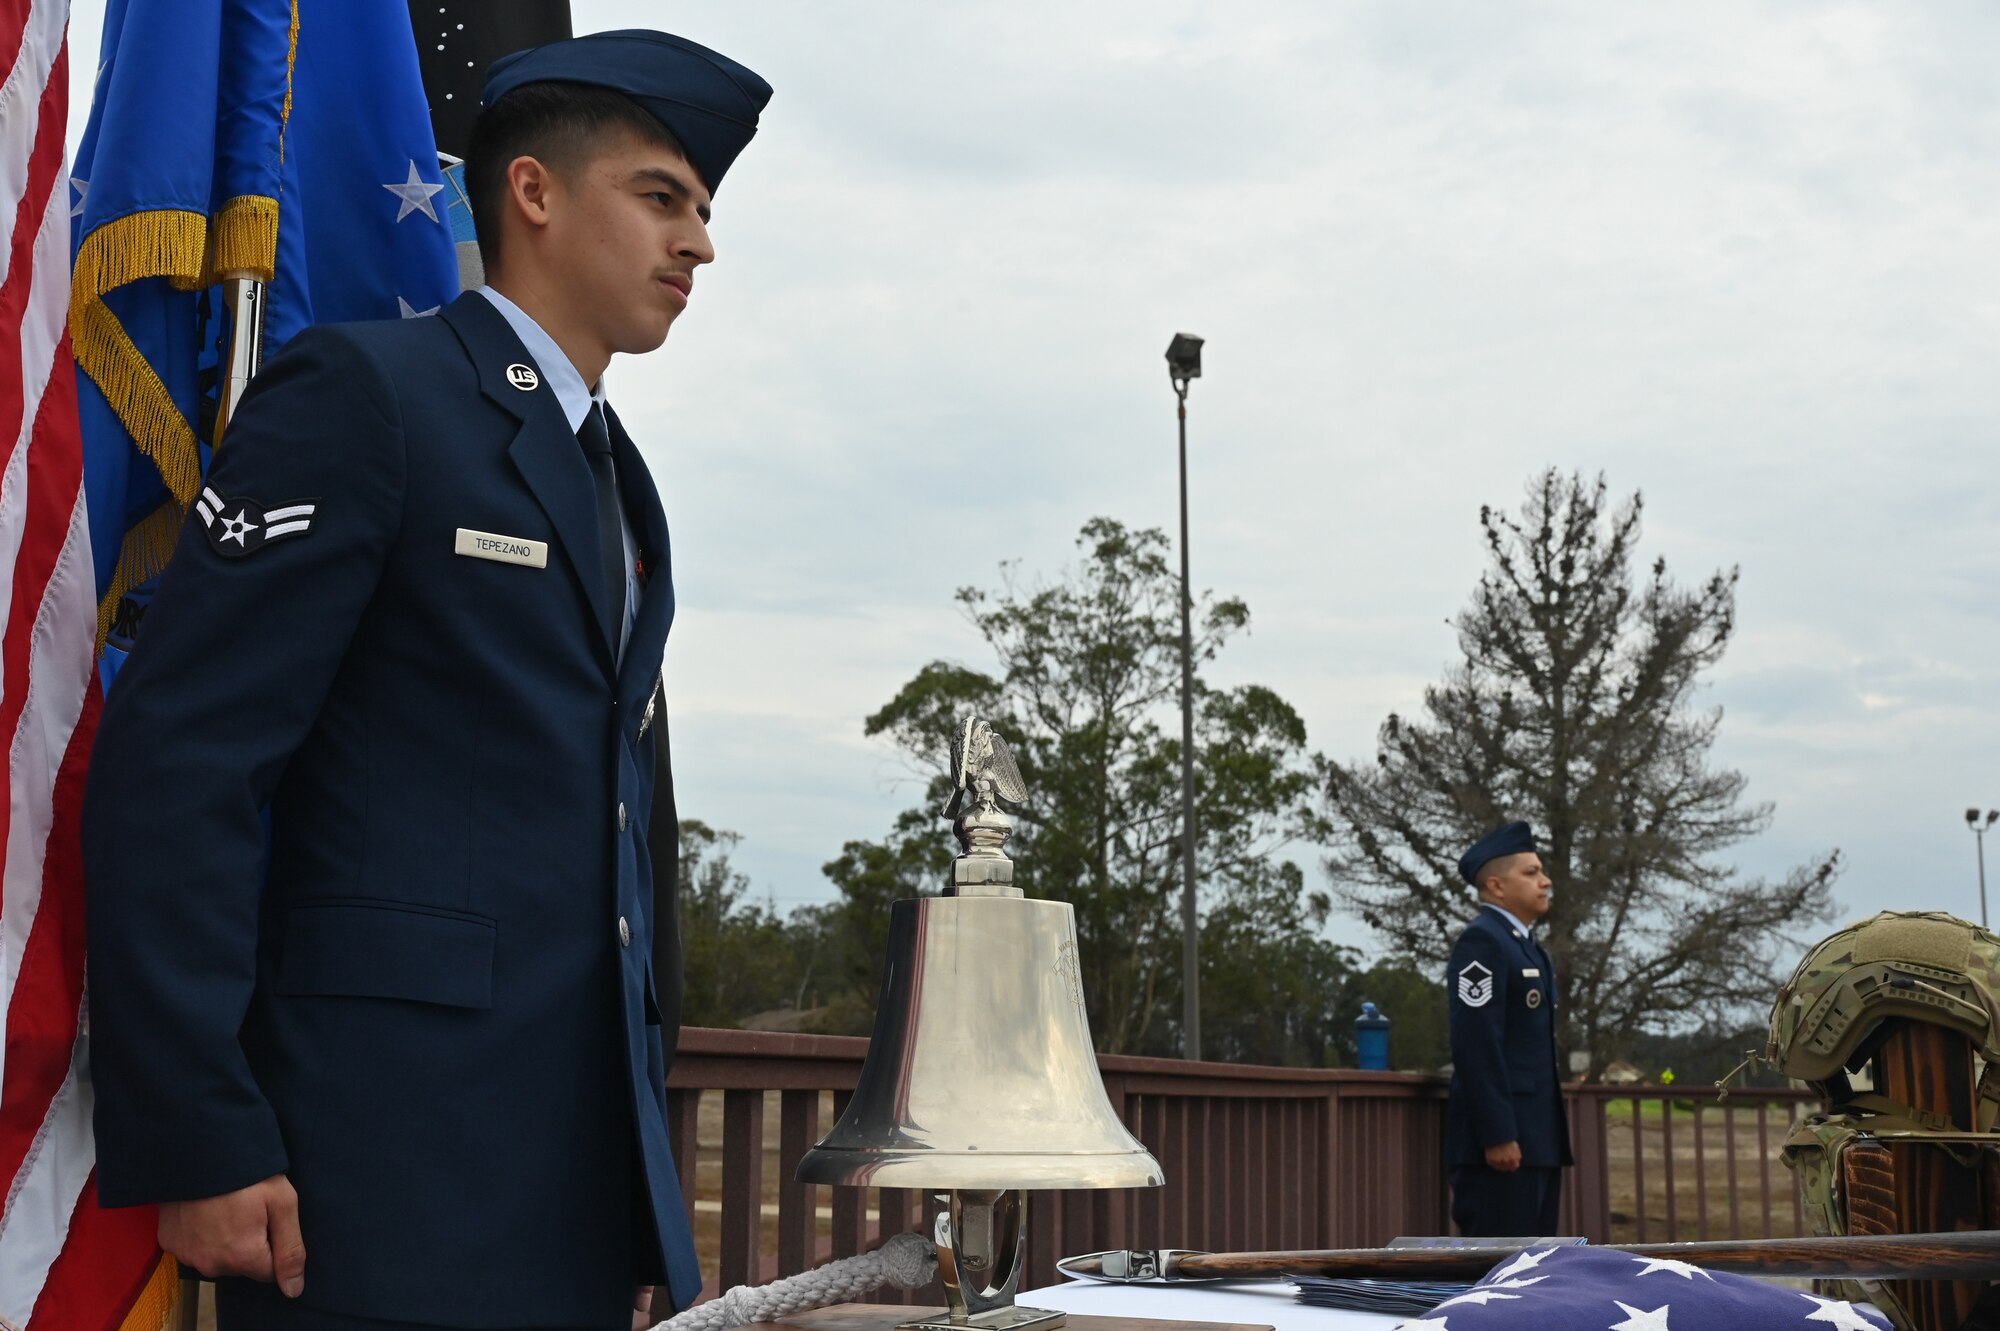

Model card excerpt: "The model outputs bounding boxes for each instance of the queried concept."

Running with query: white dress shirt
[1481,901,1535,941]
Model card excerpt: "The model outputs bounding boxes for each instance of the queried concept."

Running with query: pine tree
[1320,471,1839,1071]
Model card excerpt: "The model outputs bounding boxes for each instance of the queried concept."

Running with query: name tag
[455,528,547,568]
[1522,968,1541,978]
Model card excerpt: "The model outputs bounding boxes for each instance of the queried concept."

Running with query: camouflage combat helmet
[1772,912,2000,1330]
[1768,910,2000,1088]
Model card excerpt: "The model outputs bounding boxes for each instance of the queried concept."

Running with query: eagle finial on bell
[796,714,1164,1329]
[943,715,1026,893]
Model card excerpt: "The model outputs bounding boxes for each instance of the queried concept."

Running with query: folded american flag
[1393,1246,1891,1331]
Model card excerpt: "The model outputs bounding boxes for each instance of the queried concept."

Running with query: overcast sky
[65,2,2000,948]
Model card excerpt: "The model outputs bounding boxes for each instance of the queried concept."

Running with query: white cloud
[65,0,2000,936]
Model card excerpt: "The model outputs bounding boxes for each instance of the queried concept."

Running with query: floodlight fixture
[1165,333,1204,392]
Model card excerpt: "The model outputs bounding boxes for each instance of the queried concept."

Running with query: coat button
[619,916,632,947]
[617,802,628,831]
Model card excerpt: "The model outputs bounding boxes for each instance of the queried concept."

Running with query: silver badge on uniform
[1526,988,1543,1009]
[1456,961,1494,1008]
[505,363,539,391]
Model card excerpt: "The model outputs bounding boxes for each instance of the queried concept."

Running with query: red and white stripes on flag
[0,1,175,1326]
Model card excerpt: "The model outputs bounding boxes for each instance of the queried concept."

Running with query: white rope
[656,1232,938,1330]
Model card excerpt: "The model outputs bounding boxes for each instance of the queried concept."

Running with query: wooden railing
[666,1028,1817,1305]
[1571,1083,1820,1244]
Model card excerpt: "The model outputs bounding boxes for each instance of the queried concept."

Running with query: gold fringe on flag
[76,0,300,654]
[116,1252,181,1331]
[209,194,280,283]
[283,0,300,160]
[69,209,207,506]
[95,499,187,652]
[70,209,205,650]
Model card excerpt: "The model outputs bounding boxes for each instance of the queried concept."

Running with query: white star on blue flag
[383,159,445,224]
[1383,1246,1891,1331]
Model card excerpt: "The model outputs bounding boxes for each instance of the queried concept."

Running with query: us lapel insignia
[1456,960,1494,1008]
[505,363,539,391]
[197,486,318,558]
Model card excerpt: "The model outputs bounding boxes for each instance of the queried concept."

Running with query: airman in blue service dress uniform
[1444,821,1574,1237]
[81,30,772,1331]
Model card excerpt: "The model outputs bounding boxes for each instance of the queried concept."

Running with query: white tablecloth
[1016,1279,1405,1329]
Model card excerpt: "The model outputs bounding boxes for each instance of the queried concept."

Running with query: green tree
[1199,862,1355,1066]
[839,517,1337,1060]
[807,808,954,1035]
[1342,957,1451,1072]
[1319,471,1839,1073]
[677,820,819,1028]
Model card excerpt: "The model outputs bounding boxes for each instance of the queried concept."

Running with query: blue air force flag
[71,0,457,680]
[1391,1246,1890,1331]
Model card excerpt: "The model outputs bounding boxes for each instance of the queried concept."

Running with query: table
[1017,1279,1407,1330]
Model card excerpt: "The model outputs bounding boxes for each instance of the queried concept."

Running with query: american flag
[0,0,174,1326]
[1393,1246,1891,1331]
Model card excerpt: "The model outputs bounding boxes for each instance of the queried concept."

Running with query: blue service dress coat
[1444,909,1574,1169]
[81,289,700,1325]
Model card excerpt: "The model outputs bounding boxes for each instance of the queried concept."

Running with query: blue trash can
[1355,1000,1391,1070]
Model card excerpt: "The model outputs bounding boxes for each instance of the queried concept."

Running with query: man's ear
[503,155,557,236]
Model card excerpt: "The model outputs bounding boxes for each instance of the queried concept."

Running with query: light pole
[1166,332,1204,1061]
[1967,808,1998,928]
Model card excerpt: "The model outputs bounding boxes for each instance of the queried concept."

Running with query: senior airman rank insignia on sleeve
[196,486,319,558]
[1457,960,1494,1007]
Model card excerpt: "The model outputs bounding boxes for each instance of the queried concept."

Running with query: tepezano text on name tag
[454,527,548,568]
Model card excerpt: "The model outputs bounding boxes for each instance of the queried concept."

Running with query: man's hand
[632,1285,655,1330]
[1484,1141,1522,1172]
[158,1174,306,1297]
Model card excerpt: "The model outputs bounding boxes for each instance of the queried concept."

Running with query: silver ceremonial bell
[797,717,1162,1330]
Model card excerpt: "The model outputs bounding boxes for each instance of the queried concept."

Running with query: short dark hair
[466,81,686,270]
[1474,853,1522,896]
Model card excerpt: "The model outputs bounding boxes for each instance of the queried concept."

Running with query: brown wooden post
[1028,1188,1060,1293]
[1693,1102,1709,1240]
[1756,1101,1774,1238]
[828,1088,868,1259]
[1631,1095,1647,1243]
[1724,1104,1742,1239]
[667,1087,703,1250]
[776,1089,820,1277]
[1843,1019,1986,1331]
[1563,1089,1613,1242]
[1202,1097,1227,1251]
[720,1088,766,1290]
[1324,1083,1344,1245]
[1661,1094,1679,1240]
[1134,1093,1163,1248]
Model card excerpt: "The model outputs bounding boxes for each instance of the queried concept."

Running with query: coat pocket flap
[275,900,495,1009]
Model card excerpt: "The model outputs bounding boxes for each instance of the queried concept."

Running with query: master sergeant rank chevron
[196,486,319,559]
[1457,960,1494,1007]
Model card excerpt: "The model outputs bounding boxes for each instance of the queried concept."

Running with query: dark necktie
[576,403,625,647]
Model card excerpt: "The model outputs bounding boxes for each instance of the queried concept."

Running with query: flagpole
[213,273,267,444]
